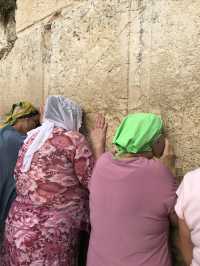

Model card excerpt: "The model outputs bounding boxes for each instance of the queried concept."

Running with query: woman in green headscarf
[0,101,40,245]
[87,113,177,266]
[113,113,164,157]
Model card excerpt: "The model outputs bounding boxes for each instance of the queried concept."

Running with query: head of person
[43,95,83,131]
[1,101,40,134]
[113,113,165,158]
[21,96,83,173]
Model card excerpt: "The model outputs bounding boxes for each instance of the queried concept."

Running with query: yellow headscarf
[0,101,38,128]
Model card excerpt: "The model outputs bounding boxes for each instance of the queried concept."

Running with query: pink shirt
[175,169,200,266]
[87,152,177,266]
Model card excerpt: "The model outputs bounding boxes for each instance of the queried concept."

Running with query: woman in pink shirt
[87,113,177,266]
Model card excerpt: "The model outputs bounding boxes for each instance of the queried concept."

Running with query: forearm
[89,114,107,160]
[169,212,190,266]
[177,236,193,266]
[177,218,193,266]
[92,144,105,160]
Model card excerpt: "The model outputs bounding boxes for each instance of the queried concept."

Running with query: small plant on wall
[0,0,17,26]
[0,0,17,60]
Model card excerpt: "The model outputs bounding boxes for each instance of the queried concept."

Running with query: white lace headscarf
[22,95,82,172]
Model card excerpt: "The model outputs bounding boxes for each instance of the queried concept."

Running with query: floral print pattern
[3,128,94,266]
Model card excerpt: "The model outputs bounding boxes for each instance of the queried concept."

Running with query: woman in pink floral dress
[3,96,106,266]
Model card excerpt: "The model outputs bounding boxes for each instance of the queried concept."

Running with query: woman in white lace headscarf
[22,95,83,172]
[3,95,107,266]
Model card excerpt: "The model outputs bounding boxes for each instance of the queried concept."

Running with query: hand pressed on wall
[90,114,108,160]
[160,138,176,175]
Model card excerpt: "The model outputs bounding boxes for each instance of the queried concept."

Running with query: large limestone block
[0,25,43,114]
[42,1,130,144]
[1,0,199,175]
[128,0,200,176]
[0,0,130,146]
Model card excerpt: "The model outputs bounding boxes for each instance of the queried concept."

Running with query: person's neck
[115,152,153,160]
[13,124,25,134]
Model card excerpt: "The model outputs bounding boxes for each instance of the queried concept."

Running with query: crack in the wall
[127,0,146,112]
[135,0,145,105]
[126,0,133,115]
[41,11,64,101]
[17,3,74,34]
[137,0,145,64]
[41,25,51,103]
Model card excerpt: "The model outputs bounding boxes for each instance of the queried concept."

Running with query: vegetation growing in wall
[0,0,16,26]
[0,0,17,60]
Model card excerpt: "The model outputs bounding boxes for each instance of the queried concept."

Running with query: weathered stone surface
[0,0,200,177]
[0,9,16,59]
[42,1,129,144]
[16,0,79,32]
[0,24,43,113]
[128,0,200,176]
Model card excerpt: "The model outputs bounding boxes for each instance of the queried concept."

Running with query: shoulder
[182,168,200,188]
[63,131,88,146]
[1,125,25,143]
[95,152,112,166]
[184,168,200,179]
[147,159,177,186]
[151,158,174,174]
[64,131,86,141]
[53,128,84,140]
[0,125,14,138]
[176,169,200,216]
[147,158,172,174]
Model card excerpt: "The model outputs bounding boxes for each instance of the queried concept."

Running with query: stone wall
[0,0,200,178]
[0,0,16,60]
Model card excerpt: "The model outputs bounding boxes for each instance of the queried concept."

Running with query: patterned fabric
[0,101,38,128]
[3,127,94,266]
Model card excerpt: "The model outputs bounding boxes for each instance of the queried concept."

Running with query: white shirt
[175,168,200,266]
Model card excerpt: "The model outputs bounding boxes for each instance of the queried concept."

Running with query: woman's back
[87,152,177,266]
[4,127,94,266]
[0,125,25,237]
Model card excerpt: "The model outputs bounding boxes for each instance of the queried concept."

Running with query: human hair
[12,110,40,126]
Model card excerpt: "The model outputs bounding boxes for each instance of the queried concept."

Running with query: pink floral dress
[3,128,94,266]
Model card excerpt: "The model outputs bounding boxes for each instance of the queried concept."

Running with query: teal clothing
[0,125,26,240]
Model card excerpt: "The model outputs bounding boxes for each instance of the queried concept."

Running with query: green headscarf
[113,113,163,154]
[0,101,38,128]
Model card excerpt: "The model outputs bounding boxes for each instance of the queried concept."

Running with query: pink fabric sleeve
[175,180,185,219]
[166,173,177,215]
[166,178,178,215]
[158,162,178,215]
